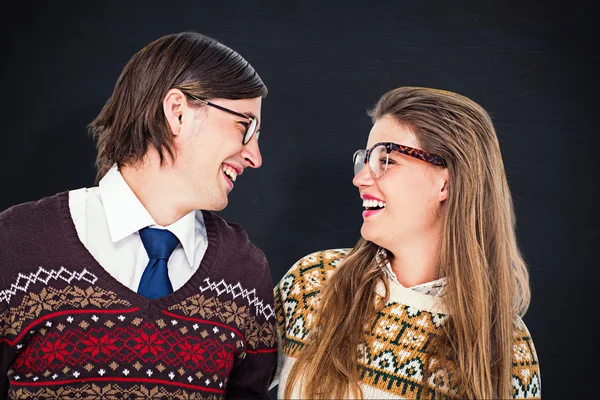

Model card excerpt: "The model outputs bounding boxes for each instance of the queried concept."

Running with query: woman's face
[352,115,448,249]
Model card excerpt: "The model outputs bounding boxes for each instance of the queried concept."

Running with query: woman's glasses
[353,142,445,178]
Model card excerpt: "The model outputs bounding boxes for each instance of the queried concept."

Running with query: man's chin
[194,191,228,211]
[207,196,228,212]
[212,203,227,212]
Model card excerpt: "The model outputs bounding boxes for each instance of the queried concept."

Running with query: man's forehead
[221,97,261,109]
[222,97,261,119]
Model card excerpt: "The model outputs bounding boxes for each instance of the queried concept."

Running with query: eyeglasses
[187,94,259,145]
[353,142,445,178]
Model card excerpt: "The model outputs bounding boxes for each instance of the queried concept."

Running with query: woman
[273,87,541,399]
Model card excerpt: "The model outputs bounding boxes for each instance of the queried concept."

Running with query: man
[0,32,277,399]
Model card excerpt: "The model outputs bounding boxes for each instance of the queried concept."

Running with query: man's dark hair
[89,32,267,181]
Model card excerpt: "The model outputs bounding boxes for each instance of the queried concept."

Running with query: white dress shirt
[68,165,208,292]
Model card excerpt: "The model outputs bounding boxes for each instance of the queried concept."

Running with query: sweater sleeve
[268,276,288,390]
[268,249,351,393]
[225,350,278,399]
[512,316,541,399]
[225,252,278,399]
[0,213,15,396]
[0,280,10,397]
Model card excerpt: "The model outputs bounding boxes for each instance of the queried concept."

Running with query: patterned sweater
[0,192,277,399]
[273,249,541,399]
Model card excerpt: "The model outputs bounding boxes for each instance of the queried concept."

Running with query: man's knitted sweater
[0,192,277,399]
[274,249,541,399]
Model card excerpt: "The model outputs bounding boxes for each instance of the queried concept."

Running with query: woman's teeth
[362,199,386,209]
[222,165,238,182]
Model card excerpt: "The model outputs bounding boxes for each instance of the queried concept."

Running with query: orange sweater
[273,249,541,399]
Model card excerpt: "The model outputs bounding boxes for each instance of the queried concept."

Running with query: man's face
[172,96,263,211]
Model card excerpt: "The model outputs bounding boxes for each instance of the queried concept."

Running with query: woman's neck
[386,228,443,287]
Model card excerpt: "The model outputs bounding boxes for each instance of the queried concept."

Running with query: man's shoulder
[205,210,248,236]
[203,211,260,251]
[0,192,68,232]
[203,210,269,271]
[0,192,71,285]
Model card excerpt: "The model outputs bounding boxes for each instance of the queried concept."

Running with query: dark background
[1,1,597,398]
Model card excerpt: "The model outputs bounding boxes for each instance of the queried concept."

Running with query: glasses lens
[353,150,366,176]
[369,145,388,178]
[243,118,258,144]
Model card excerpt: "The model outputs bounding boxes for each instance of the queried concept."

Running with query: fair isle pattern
[0,286,131,338]
[1,276,276,398]
[198,278,275,321]
[168,294,277,349]
[512,318,542,399]
[8,383,221,399]
[0,266,98,304]
[8,310,242,393]
[360,302,457,398]
[274,249,541,399]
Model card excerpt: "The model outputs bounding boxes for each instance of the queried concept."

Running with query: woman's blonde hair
[285,87,530,399]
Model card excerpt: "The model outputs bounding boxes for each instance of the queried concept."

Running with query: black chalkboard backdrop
[1,1,597,398]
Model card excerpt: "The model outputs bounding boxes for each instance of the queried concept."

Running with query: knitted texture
[0,192,277,399]
[274,249,541,399]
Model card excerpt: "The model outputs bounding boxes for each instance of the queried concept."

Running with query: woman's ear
[438,168,449,202]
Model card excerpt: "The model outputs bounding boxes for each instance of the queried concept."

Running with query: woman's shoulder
[513,316,539,359]
[511,316,541,399]
[274,249,350,299]
[273,249,351,345]
[280,248,350,283]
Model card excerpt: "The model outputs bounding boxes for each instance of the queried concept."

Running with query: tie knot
[139,227,180,260]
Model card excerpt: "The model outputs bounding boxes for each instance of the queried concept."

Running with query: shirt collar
[99,165,197,268]
[162,209,198,269]
[376,247,447,297]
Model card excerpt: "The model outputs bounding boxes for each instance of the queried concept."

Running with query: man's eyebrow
[238,112,261,130]
[240,111,258,121]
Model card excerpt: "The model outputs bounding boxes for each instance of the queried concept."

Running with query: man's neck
[120,159,193,227]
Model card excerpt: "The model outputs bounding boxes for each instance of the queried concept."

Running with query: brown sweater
[0,192,277,399]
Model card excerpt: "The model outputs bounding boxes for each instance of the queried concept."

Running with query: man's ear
[163,89,187,136]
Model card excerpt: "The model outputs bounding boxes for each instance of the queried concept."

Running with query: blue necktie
[137,227,180,300]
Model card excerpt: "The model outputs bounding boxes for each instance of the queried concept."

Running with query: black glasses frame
[186,93,259,145]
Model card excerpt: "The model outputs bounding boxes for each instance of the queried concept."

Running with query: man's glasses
[353,142,445,178]
[187,93,259,145]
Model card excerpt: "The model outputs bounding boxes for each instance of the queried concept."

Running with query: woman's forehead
[367,116,420,149]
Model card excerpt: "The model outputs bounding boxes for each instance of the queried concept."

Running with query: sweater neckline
[375,279,448,315]
[57,191,221,310]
